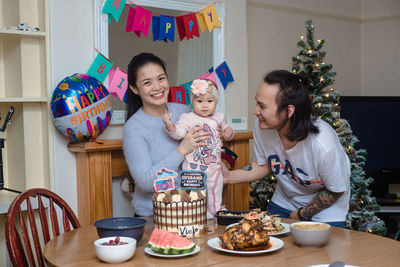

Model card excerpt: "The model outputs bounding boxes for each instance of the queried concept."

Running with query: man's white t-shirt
[253,118,350,222]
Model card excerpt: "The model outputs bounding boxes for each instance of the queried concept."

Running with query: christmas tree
[250,19,386,235]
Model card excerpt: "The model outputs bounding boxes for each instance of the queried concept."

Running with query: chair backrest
[5,188,81,267]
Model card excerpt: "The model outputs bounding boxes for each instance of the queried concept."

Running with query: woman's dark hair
[264,70,319,141]
[125,53,167,121]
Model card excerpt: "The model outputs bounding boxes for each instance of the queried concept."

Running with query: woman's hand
[162,113,175,132]
[176,126,210,156]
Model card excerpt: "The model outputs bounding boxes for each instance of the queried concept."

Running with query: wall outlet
[227,117,247,131]
[110,110,126,125]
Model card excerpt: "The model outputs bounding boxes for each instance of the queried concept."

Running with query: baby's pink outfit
[167,112,234,219]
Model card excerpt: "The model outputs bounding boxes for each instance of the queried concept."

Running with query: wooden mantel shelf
[68,131,253,226]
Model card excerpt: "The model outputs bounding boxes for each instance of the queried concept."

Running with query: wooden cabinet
[0,0,50,190]
[68,132,253,227]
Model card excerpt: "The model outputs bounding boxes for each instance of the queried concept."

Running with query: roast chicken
[219,219,270,250]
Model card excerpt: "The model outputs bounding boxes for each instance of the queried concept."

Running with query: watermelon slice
[158,231,176,254]
[147,227,162,248]
[169,233,196,255]
[150,229,170,253]
[146,228,196,255]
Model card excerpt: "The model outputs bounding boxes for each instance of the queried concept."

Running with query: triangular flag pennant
[159,15,175,42]
[215,61,234,89]
[168,86,186,104]
[125,6,135,32]
[152,16,160,41]
[183,13,200,40]
[87,53,113,82]
[180,81,193,107]
[196,13,207,33]
[201,4,221,32]
[102,0,127,23]
[108,67,116,82]
[131,6,152,37]
[196,71,218,90]
[108,67,128,101]
[175,15,186,41]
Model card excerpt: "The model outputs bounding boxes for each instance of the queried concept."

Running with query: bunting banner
[196,71,218,89]
[103,2,221,42]
[215,61,234,89]
[131,6,152,37]
[159,15,175,42]
[175,15,186,41]
[87,53,113,82]
[168,86,186,104]
[180,81,193,107]
[102,0,127,23]
[201,4,221,32]
[87,51,234,105]
[183,13,200,40]
[196,13,207,33]
[108,67,128,100]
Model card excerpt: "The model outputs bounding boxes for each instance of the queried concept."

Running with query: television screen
[339,96,400,181]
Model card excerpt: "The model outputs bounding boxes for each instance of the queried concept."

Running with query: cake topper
[179,170,207,190]
[154,168,177,192]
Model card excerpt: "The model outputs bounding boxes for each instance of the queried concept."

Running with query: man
[226,70,350,227]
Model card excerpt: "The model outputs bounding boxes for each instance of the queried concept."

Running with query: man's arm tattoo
[302,188,344,219]
[241,164,253,171]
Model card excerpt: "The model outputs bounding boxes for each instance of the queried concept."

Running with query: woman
[123,53,209,217]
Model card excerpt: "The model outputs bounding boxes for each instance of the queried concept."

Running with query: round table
[44,217,400,266]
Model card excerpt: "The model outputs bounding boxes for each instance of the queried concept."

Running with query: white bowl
[290,222,331,247]
[94,236,137,264]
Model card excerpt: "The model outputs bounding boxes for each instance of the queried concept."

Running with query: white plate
[226,222,291,236]
[144,245,200,258]
[207,237,284,255]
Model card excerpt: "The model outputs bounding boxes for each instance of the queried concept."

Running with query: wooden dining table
[44,217,400,267]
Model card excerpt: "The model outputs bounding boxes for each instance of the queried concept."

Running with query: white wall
[246,0,363,131]
[361,0,400,96]
[50,0,94,211]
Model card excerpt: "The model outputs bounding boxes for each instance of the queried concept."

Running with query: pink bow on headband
[190,79,208,96]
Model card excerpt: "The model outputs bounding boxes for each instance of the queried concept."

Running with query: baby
[163,79,234,219]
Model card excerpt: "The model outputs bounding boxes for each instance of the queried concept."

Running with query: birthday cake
[152,169,207,237]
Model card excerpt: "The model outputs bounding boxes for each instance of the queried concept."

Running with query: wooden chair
[5,188,81,267]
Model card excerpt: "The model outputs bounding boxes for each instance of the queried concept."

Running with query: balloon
[51,73,113,141]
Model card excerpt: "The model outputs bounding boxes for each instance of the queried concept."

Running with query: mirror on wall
[94,0,225,113]
[109,7,213,111]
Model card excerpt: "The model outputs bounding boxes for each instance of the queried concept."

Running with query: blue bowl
[94,217,147,241]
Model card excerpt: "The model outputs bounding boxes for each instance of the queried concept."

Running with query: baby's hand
[162,113,175,132]
[222,126,234,141]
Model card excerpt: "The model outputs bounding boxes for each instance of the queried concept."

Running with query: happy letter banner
[102,0,127,23]
[130,6,152,37]
[159,15,175,42]
[104,2,220,43]
[201,4,221,32]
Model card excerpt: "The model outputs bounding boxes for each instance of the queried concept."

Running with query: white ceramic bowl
[94,236,137,264]
[290,222,331,247]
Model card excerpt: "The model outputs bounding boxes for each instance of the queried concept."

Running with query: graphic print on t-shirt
[192,123,218,169]
[268,154,322,187]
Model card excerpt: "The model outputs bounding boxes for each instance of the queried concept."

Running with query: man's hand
[225,161,271,184]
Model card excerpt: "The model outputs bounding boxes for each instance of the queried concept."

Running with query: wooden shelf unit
[0,0,50,191]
